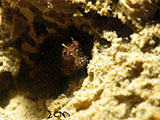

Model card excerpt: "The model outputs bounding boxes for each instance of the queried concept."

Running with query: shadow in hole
[15,25,94,101]
[0,90,17,108]
[0,72,16,108]
[16,36,66,100]
[64,67,88,97]
[89,13,133,38]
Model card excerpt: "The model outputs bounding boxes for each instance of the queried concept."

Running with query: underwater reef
[0,0,160,119]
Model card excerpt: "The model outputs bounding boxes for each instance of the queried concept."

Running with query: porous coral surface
[0,0,160,120]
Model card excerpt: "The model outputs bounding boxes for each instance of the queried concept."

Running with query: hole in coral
[132,62,143,78]
[115,92,145,106]
[127,61,143,80]
[99,38,111,47]
[0,90,15,108]
[141,36,160,53]
[33,21,48,37]
[114,92,145,118]
[141,83,153,90]
[89,13,133,38]
[0,72,14,107]
[0,72,13,92]
[16,26,93,99]
[152,2,160,20]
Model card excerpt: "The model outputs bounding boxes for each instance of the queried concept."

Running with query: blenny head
[62,37,87,75]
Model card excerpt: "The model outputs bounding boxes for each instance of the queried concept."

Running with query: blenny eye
[63,51,67,56]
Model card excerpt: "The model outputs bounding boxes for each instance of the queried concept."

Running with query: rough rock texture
[0,0,160,120]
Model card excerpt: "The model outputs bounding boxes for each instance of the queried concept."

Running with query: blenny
[61,37,87,75]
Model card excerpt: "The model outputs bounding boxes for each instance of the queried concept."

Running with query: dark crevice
[0,90,16,108]
[33,21,48,37]
[15,26,93,99]
[141,36,160,53]
[99,38,111,47]
[89,13,133,38]
[152,2,160,20]
[0,72,15,108]
[141,83,153,90]
[0,72,13,92]
[115,93,144,107]
[130,62,143,79]
[115,92,145,118]
[125,61,144,81]
[14,26,33,50]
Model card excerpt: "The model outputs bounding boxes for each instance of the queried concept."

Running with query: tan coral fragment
[119,0,158,22]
